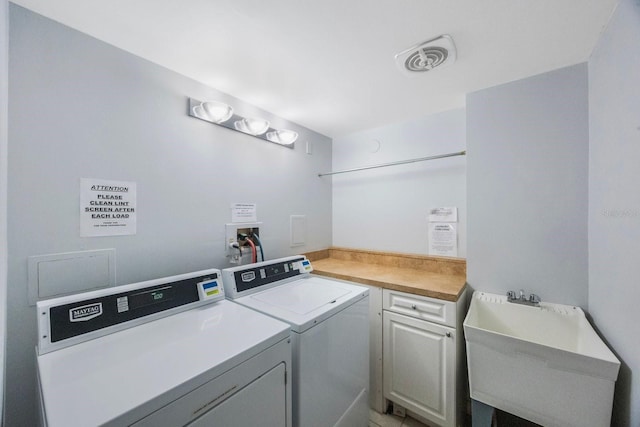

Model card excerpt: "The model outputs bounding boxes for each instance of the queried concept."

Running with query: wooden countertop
[306,248,467,302]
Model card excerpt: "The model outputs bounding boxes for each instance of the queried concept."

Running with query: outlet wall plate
[392,403,406,418]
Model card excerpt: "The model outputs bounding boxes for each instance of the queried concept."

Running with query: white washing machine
[222,256,370,427]
[36,268,292,427]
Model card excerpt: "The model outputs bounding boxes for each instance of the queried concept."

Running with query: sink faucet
[507,289,541,307]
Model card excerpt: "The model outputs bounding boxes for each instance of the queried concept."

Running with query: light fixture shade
[200,101,234,123]
[266,129,298,145]
[234,117,270,135]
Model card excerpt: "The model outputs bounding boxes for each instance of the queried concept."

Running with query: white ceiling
[11,0,617,137]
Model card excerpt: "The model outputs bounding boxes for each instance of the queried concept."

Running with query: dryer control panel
[223,256,312,299]
[37,268,223,355]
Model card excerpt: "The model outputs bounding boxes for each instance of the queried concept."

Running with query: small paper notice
[428,206,458,256]
[80,178,137,237]
[428,207,457,223]
[428,223,458,257]
[231,203,257,223]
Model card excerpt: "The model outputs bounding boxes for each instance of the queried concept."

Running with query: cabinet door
[383,311,455,427]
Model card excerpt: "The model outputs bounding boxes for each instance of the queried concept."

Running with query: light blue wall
[8,2,640,426]
[466,63,589,308]
[332,109,466,256]
[1,0,8,423]
[7,6,332,426]
[589,0,640,424]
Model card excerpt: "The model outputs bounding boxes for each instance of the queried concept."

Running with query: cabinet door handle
[411,304,417,310]
[446,332,452,338]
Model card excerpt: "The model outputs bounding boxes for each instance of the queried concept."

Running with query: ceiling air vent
[395,35,457,74]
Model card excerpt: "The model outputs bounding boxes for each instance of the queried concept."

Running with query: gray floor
[369,409,431,427]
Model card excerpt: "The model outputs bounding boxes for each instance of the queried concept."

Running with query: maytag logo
[241,271,256,282]
[69,303,103,322]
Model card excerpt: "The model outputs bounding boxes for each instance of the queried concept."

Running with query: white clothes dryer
[223,256,370,427]
[36,268,292,427]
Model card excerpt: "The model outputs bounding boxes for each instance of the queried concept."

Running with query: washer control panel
[37,268,223,355]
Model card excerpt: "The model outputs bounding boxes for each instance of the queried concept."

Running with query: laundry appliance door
[187,363,287,427]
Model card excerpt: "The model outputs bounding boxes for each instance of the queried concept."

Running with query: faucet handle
[529,293,541,304]
[506,290,516,301]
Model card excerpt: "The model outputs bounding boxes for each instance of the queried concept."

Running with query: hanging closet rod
[318,150,466,177]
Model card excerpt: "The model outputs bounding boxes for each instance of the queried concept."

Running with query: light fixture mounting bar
[188,98,296,149]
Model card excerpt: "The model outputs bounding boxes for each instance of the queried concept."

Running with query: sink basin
[464,291,620,427]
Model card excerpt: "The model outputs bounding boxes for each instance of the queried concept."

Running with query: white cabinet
[382,289,466,427]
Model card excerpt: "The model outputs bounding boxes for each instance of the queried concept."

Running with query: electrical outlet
[392,403,406,418]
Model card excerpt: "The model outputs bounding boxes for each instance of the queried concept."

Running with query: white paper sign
[80,178,137,237]
[231,203,257,223]
[428,223,458,257]
[428,207,458,223]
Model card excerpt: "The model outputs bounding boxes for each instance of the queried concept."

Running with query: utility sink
[464,291,620,427]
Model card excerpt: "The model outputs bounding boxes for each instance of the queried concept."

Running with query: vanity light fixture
[234,117,270,136]
[200,101,234,123]
[266,129,298,146]
[188,97,297,149]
